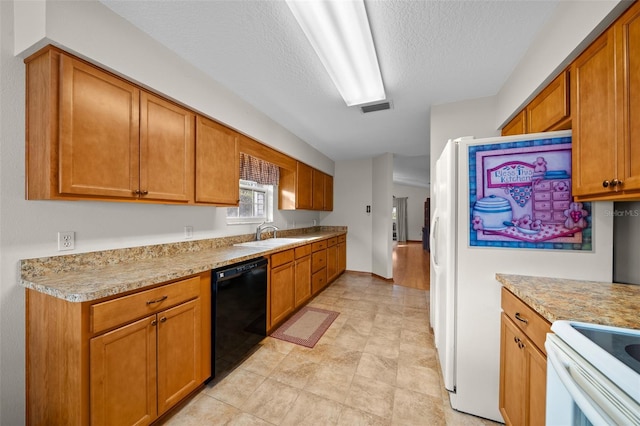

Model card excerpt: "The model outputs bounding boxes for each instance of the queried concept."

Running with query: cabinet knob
[151,319,157,326]
[160,316,167,323]
[141,190,149,195]
[133,189,142,195]
[611,179,623,188]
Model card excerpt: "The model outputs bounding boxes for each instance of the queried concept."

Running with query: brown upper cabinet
[572,1,640,201]
[279,161,333,211]
[323,174,334,211]
[502,111,527,136]
[26,47,195,203]
[527,71,570,133]
[501,71,570,136]
[312,168,324,210]
[25,45,334,209]
[195,116,239,205]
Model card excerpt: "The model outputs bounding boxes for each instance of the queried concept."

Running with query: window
[226,180,274,224]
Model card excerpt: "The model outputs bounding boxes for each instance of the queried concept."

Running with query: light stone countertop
[20,229,345,303]
[496,273,640,330]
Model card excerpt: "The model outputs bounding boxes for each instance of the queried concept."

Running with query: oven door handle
[546,340,616,426]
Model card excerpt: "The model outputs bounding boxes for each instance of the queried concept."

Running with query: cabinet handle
[151,319,157,326]
[513,336,525,349]
[140,190,149,195]
[603,180,610,188]
[146,295,168,305]
[133,189,141,195]
[611,179,623,188]
[514,312,528,324]
[160,316,167,323]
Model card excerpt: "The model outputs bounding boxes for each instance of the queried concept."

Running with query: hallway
[393,241,430,291]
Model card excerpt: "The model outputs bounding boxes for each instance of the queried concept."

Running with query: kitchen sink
[234,238,305,248]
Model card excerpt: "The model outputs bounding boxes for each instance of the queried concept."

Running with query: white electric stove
[546,320,640,425]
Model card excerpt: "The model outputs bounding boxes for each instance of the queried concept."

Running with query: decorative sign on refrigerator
[468,135,592,250]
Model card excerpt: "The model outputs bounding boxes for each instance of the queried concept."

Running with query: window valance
[239,152,280,186]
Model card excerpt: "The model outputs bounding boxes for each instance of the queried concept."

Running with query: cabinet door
[296,162,313,209]
[338,241,347,273]
[59,54,140,198]
[527,70,570,133]
[294,255,312,307]
[195,116,239,205]
[501,111,526,136]
[326,244,338,283]
[157,299,202,415]
[499,314,526,426]
[571,29,618,197]
[312,169,325,210]
[270,262,295,326]
[617,2,640,193]
[140,92,195,202]
[527,341,547,426]
[90,315,157,426]
[324,174,334,211]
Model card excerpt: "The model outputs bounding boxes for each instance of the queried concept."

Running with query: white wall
[496,0,629,127]
[321,158,373,273]
[430,96,500,192]
[0,1,327,424]
[393,183,430,243]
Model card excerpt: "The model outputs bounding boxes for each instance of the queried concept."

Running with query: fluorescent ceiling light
[286,0,385,107]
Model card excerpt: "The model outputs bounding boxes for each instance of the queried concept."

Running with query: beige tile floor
[160,272,501,425]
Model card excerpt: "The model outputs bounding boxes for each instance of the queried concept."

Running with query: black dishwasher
[211,257,268,379]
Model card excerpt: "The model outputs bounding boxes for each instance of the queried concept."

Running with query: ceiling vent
[360,101,391,114]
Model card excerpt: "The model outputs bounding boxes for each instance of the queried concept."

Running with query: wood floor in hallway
[392,241,430,290]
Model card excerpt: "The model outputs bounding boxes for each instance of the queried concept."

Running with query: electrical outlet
[184,226,193,239]
[57,231,75,251]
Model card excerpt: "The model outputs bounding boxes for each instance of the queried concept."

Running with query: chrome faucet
[255,222,279,240]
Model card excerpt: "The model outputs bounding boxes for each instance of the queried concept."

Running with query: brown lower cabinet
[499,288,550,426]
[268,249,296,329]
[26,272,211,426]
[268,234,347,331]
[294,245,312,307]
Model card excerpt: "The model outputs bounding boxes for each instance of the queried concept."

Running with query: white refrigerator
[429,130,613,422]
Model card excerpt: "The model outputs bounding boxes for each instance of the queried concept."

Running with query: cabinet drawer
[338,235,346,244]
[295,244,311,259]
[91,276,201,334]
[501,288,551,354]
[312,269,327,294]
[327,237,337,247]
[271,249,294,268]
[311,251,327,273]
[312,240,327,252]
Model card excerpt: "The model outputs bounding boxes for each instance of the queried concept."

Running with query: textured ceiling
[100,0,560,188]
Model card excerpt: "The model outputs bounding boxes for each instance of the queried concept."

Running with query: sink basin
[234,238,304,248]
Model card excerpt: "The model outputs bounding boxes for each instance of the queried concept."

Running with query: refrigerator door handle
[431,216,439,266]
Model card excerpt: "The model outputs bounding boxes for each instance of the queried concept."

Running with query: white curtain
[395,197,408,243]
